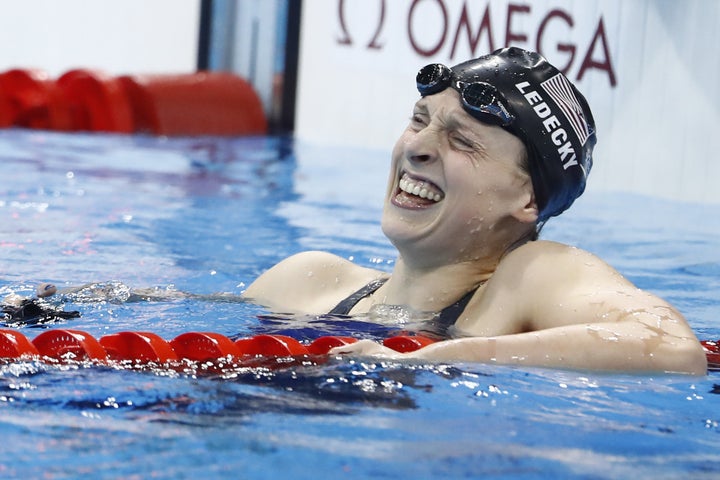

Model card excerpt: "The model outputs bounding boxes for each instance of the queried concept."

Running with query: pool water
[0,129,718,479]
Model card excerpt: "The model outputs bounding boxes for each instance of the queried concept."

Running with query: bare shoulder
[499,239,625,284]
[243,251,386,314]
[462,239,695,338]
[495,240,638,311]
[499,240,692,331]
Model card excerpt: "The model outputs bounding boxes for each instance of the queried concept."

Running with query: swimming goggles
[416,63,515,127]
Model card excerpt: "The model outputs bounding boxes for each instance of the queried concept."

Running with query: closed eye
[410,113,428,129]
[450,134,474,149]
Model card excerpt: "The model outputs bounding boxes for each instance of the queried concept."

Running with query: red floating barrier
[55,69,134,133]
[0,67,266,136]
[99,331,177,363]
[307,336,358,355]
[0,327,711,374]
[701,340,720,369]
[383,335,437,353]
[0,88,12,128]
[235,334,309,357]
[118,72,267,136]
[170,332,241,361]
[0,329,40,358]
[32,329,108,361]
[0,69,69,129]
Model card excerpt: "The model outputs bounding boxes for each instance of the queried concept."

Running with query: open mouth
[392,172,444,208]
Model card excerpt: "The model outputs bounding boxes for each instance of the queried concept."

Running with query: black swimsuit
[328,278,478,338]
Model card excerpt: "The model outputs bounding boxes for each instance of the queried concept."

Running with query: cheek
[447,171,522,226]
[391,129,412,161]
[453,199,491,234]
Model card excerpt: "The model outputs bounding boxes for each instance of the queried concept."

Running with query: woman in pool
[244,47,707,375]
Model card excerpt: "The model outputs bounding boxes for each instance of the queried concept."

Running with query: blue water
[0,129,718,479]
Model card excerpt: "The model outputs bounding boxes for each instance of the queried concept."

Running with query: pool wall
[294,0,720,205]
[0,0,718,205]
[0,0,199,77]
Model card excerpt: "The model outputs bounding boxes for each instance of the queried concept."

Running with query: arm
[333,242,708,375]
[417,321,705,374]
[334,319,706,375]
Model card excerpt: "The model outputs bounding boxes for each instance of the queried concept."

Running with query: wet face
[381,88,536,265]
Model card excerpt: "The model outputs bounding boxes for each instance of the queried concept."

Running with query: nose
[404,125,439,165]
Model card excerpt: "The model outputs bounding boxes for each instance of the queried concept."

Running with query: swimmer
[2,283,80,326]
[243,47,707,375]
[1,281,242,326]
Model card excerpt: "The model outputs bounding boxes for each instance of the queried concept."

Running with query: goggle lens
[416,63,515,127]
[416,64,452,96]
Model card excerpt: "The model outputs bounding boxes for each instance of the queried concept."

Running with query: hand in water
[330,339,405,359]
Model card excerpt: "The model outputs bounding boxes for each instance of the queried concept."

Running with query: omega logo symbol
[334,0,617,87]
[336,0,386,49]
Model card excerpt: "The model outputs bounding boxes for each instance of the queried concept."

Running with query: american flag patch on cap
[541,73,591,146]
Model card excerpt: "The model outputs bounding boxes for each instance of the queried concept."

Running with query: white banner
[296,0,720,203]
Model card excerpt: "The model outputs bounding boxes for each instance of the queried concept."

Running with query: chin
[380,206,409,244]
[381,203,435,249]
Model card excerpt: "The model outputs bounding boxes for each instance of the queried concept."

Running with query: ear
[511,190,539,224]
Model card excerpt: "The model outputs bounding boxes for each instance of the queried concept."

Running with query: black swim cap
[416,47,596,222]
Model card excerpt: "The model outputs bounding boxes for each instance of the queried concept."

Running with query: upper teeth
[399,174,443,202]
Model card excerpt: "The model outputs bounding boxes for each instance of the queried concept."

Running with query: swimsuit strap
[328,278,482,336]
[427,286,479,338]
[328,277,389,315]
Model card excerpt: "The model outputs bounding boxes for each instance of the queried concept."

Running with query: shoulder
[493,240,687,329]
[495,240,630,301]
[460,240,634,334]
[498,240,618,281]
[243,251,386,314]
[254,250,355,273]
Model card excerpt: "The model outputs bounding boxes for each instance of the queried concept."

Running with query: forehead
[414,89,528,166]
[416,89,514,140]
[415,89,479,130]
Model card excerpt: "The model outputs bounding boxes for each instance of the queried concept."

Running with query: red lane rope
[0,329,434,366]
[0,68,267,135]
[703,340,720,371]
[0,329,717,372]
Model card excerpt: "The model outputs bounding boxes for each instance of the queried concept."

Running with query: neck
[379,256,492,312]
[382,226,534,311]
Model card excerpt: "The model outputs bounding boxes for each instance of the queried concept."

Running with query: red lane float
[170,332,242,361]
[118,72,267,136]
[0,68,267,136]
[235,334,309,357]
[1,329,718,372]
[56,69,134,133]
[383,334,436,352]
[0,329,436,368]
[32,329,107,361]
[0,329,40,358]
[702,340,720,370]
[0,69,67,129]
[306,336,357,355]
[100,331,177,363]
